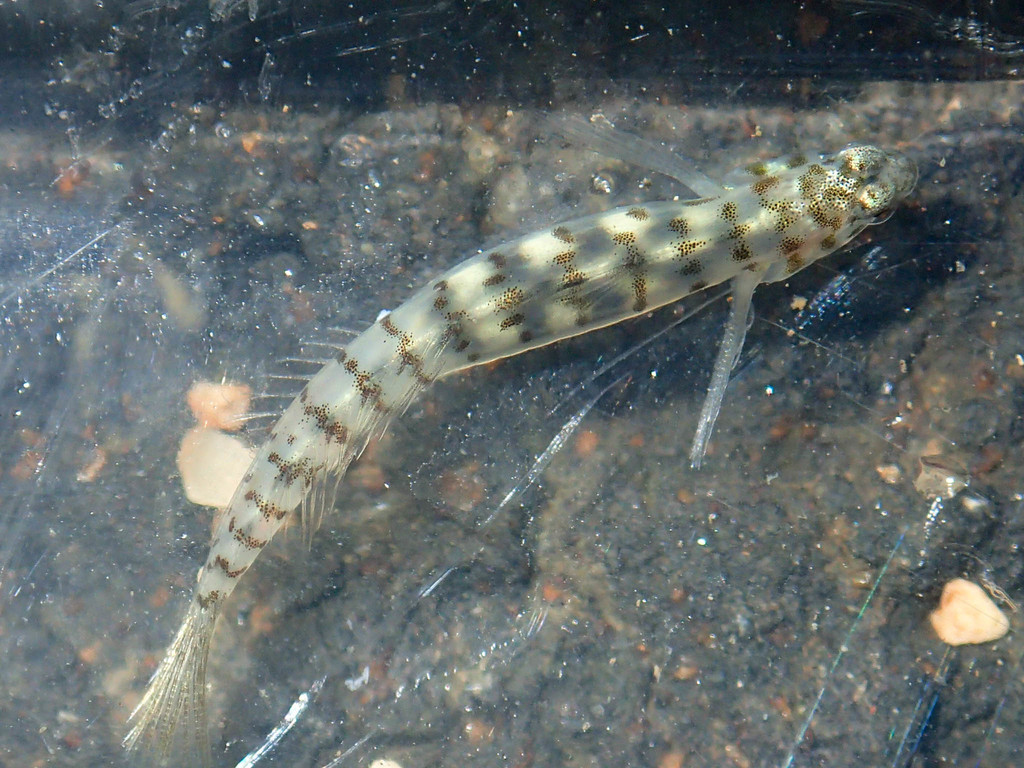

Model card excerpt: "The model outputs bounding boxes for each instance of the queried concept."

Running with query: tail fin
[124,600,219,767]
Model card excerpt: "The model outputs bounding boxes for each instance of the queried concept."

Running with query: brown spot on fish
[552,226,575,244]
[823,183,854,206]
[626,207,650,220]
[751,176,780,195]
[632,276,648,312]
[488,250,507,268]
[561,269,587,289]
[197,591,222,609]
[434,280,448,291]
[483,272,507,287]
[760,197,801,232]
[267,452,311,485]
[519,329,534,343]
[355,372,386,411]
[397,340,425,379]
[809,203,845,231]
[746,161,769,177]
[731,243,752,261]
[213,555,246,579]
[786,254,805,273]
[677,239,706,257]
[720,201,738,221]
[433,294,449,310]
[787,154,807,168]
[244,490,289,521]
[553,249,576,266]
[303,402,331,432]
[668,217,690,236]
[724,222,751,241]
[680,258,703,276]
[499,313,525,330]
[467,352,480,362]
[455,338,470,352]
[232,526,268,551]
[821,234,837,250]
[798,164,827,199]
[779,236,804,255]
[326,420,349,444]
[494,286,525,312]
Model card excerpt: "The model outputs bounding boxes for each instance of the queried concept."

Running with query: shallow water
[1,6,1023,767]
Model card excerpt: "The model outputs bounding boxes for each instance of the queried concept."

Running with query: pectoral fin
[689,268,766,469]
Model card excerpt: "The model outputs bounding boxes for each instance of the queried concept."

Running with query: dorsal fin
[545,113,724,199]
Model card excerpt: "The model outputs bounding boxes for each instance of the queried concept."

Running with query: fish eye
[858,182,891,212]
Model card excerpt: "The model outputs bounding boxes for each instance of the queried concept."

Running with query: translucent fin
[124,600,218,768]
[689,270,765,469]
[297,338,347,353]
[299,459,345,544]
[325,325,367,337]
[277,356,332,367]
[232,411,283,435]
[258,351,331,422]
[545,113,724,200]
[265,372,315,382]
[297,328,453,542]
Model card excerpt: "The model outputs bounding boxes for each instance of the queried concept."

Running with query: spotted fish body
[125,143,916,765]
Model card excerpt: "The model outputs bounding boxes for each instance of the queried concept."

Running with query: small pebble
[929,578,1009,646]
[186,380,252,431]
[914,454,968,500]
[177,426,254,507]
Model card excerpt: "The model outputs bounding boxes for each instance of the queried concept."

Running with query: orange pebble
[76,446,107,483]
[929,578,1009,646]
[148,586,171,610]
[574,429,600,457]
[542,580,568,603]
[186,381,252,431]
[77,640,103,666]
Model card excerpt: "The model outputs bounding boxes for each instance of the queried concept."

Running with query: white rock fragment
[929,578,1010,646]
[914,454,968,500]
[176,426,254,508]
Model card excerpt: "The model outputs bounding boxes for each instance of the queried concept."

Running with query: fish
[124,121,917,766]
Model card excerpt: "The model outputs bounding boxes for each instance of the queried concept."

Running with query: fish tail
[124,599,218,768]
